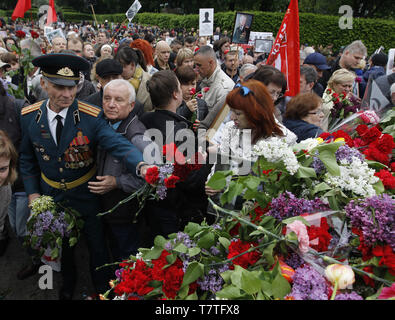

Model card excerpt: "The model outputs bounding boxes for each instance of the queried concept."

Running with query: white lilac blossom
[324,157,379,197]
[253,137,300,175]
[293,138,321,153]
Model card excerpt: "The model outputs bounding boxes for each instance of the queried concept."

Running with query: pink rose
[286,220,310,254]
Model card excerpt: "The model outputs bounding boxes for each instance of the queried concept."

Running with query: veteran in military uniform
[19,53,150,300]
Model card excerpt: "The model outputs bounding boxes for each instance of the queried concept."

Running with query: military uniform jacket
[19,99,144,199]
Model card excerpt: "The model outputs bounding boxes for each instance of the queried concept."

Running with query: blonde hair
[0,130,18,185]
[175,48,194,67]
[327,68,356,90]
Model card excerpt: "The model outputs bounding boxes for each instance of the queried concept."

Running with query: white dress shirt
[46,102,69,145]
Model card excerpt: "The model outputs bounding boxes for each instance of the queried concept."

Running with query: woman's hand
[186,99,198,113]
[205,183,222,197]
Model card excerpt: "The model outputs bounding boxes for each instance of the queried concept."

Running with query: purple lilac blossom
[210,246,221,256]
[267,191,330,221]
[197,268,225,293]
[335,292,363,300]
[287,264,328,300]
[335,145,364,163]
[345,194,395,250]
[285,252,305,270]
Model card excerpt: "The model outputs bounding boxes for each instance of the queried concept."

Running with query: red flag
[47,0,57,25]
[11,0,31,21]
[266,0,300,96]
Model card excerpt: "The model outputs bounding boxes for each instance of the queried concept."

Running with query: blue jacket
[282,118,323,143]
[19,99,144,215]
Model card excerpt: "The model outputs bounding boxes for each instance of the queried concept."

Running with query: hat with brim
[304,52,331,70]
[32,53,90,87]
[0,60,10,69]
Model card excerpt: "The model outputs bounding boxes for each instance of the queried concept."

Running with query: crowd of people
[0,16,394,300]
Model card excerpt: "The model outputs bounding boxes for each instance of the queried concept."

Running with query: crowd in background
[1,15,394,299]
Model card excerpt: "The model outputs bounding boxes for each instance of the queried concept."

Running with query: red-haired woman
[205,80,297,197]
[130,39,158,75]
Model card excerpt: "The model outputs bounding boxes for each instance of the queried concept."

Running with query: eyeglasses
[269,90,283,100]
[235,83,254,96]
[308,109,324,115]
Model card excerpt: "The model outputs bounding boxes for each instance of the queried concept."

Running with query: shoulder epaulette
[78,101,101,118]
[21,101,44,116]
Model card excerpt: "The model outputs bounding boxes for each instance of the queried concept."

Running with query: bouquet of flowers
[25,196,84,271]
[98,143,204,222]
[97,137,394,300]
[323,88,361,132]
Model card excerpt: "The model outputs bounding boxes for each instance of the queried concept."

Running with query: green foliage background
[1,9,394,55]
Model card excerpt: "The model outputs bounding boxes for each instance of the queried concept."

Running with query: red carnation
[360,126,381,144]
[306,217,332,252]
[319,132,333,141]
[189,87,196,95]
[376,134,395,154]
[30,30,39,39]
[333,130,353,147]
[374,169,395,190]
[163,143,186,164]
[145,166,159,185]
[227,239,261,269]
[203,87,210,93]
[391,162,395,172]
[356,124,369,136]
[162,264,184,299]
[363,147,390,166]
[372,244,395,276]
[164,175,180,188]
[16,30,26,38]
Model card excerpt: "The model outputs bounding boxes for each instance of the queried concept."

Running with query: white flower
[253,137,300,175]
[325,264,355,289]
[324,157,378,197]
[293,138,320,153]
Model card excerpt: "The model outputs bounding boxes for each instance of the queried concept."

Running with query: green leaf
[262,243,276,266]
[244,176,261,190]
[218,237,231,250]
[183,222,202,237]
[142,246,163,260]
[226,180,244,203]
[185,292,198,300]
[51,247,59,260]
[206,170,233,190]
[188,247,201,257]
[173,243,188,254]
[313,182,332,194]
[373,180,385,195]
[182,261,204,287]
[272,269,291,299]
[316,142,342,176]
[215,285,243,299]
[282,216,311,227]
[165,253,177,266]
[68,237,77,247]
[240,270,262,295]
[197,231,215,249]
[154,235,167,248]
[296,166,317,178]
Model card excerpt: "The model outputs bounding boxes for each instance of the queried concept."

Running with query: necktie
[55,115,63,145]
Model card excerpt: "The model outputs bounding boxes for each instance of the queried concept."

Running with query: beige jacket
[199,65,235,130]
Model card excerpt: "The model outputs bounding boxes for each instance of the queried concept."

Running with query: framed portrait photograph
[232,12,254,44]
[45,28,65,45]
[255,38,273,54]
